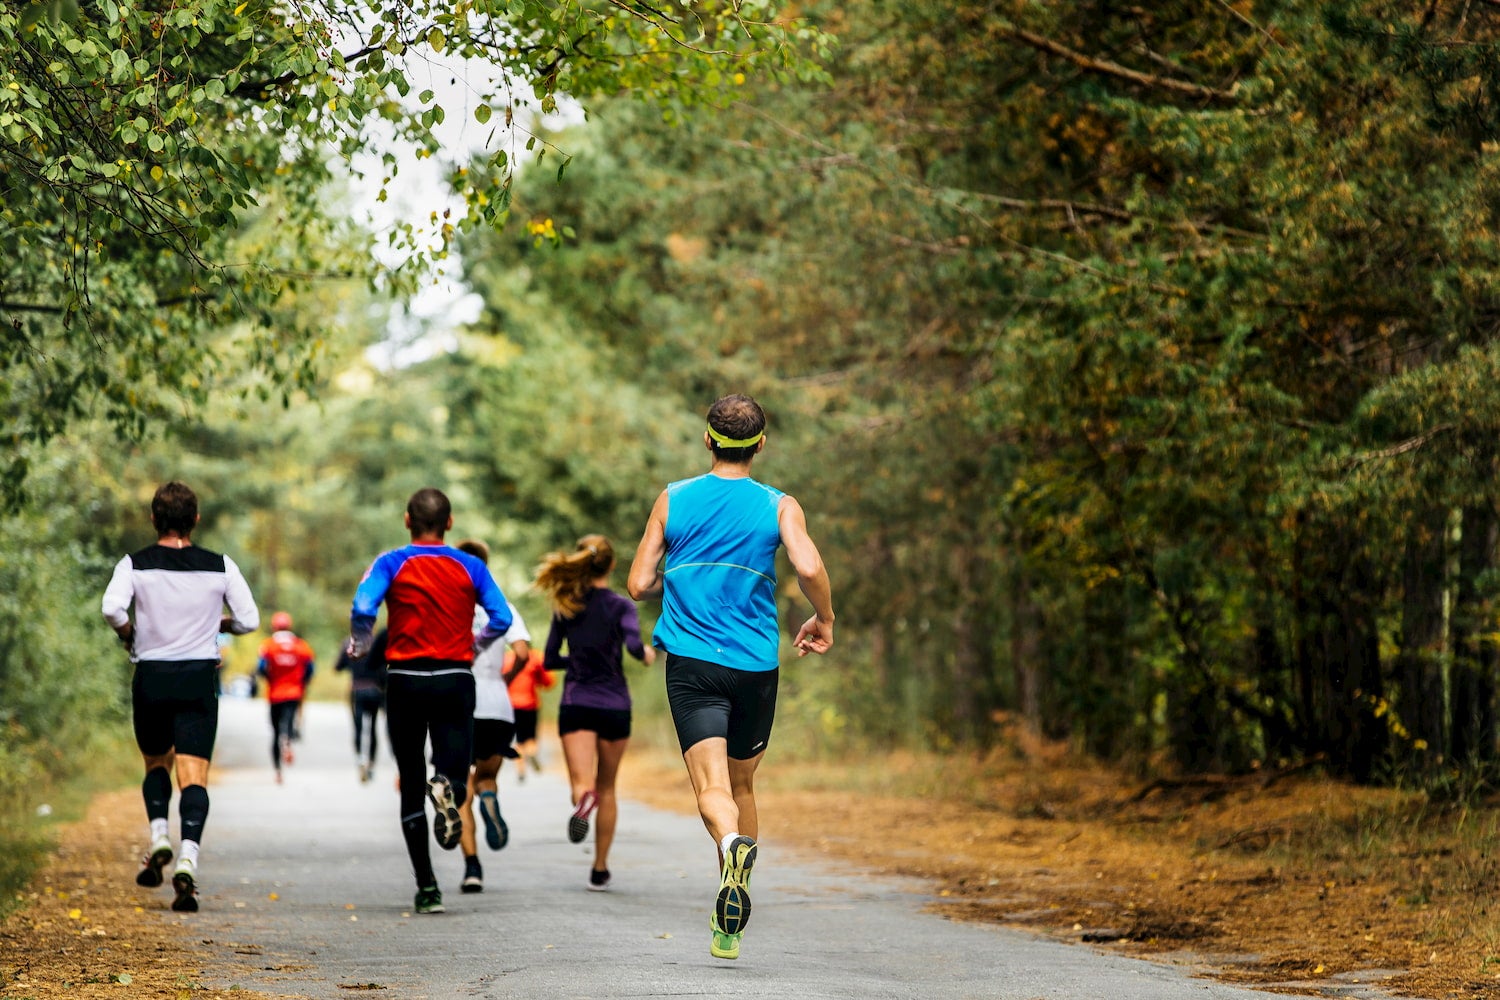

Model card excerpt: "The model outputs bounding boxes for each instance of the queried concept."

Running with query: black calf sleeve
[142,767,171,822]
[401,813,435,888]
[179,784,210,844]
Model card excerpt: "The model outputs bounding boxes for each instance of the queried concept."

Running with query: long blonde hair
[534,534,614,618]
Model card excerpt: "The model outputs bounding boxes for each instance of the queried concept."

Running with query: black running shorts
[557,704,631,742]
[132,659,220,759]
[472,718,518,761]
[664,652,778,759]
[512,707,539,743]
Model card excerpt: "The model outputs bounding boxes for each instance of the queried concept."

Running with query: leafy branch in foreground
[0,0,833,507]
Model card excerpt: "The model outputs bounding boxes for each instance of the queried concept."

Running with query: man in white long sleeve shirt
[101,481,259,912]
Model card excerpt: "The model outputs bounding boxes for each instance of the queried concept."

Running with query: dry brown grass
[623,733,1500,1000]
[0,788,270,1000]
[7,735,1500,1000]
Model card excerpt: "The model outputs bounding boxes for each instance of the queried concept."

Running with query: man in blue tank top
[628,393,835,961]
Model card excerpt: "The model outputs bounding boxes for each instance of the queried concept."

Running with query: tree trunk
[1451,503,1499,770]
[1291,511,1388,781]
[1009,567,1043,730]
[948,545,983,742]
[1393,507,1449,775]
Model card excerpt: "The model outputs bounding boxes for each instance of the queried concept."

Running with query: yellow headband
[707,424,764,449]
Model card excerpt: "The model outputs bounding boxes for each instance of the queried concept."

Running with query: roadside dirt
[4,739,1499,1000]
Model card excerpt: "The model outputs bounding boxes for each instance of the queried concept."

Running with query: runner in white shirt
[455,540,532,893]
[101,481,259,913]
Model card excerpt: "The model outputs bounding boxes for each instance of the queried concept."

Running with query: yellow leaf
[234,1,246,12]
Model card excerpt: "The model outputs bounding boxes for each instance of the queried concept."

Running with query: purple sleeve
[543,613,569,671]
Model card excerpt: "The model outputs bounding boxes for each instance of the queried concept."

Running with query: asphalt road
[159,697,1302,1000]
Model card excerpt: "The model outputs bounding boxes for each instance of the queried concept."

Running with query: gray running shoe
[567,790,597,844]
[135,835,173,888]
[478,790,508,851]
[426,775,462,850]
[170,858,198,913]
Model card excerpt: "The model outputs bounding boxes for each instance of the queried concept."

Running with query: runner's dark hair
[151,481,198,535]
[707,394,766,463]
[406,487,451,536]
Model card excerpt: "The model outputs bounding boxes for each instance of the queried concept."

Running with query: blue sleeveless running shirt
[652,473,785,672]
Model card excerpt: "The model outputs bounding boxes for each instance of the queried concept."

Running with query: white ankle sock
[720,832,741,856]
[179,840,200,867]
[150,818,169,841]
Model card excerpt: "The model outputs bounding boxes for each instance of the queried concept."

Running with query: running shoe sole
[135,843,173,888]
[479,792,508,851]
[427,775,462,850]
[567,790,598,844]
[170,871,198,913]
[715,836,757,935]
[710,917,742,960]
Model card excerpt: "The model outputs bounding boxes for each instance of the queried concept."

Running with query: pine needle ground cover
[6,746,1500,1000]
[628,740,1500,1000]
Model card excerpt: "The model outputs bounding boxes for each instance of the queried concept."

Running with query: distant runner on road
[257,611,315,785]
[504,644,554,780]
[346,487,512,914]
[334,627,388,783]
[628,394,835,960]
[101,481,260,913]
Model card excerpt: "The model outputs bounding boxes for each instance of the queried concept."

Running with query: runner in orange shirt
[504,643,554,780]
[257,611,315,784]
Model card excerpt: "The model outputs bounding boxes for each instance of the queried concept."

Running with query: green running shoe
[414,885,444,914]
[715,835,757,935]
[710,916,742,960]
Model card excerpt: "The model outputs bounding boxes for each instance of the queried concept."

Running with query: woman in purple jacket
[535,534,656,890]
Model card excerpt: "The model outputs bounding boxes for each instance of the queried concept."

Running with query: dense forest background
[8,0,1500,898]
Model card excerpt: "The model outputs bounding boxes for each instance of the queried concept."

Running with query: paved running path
[159,698,1294,999]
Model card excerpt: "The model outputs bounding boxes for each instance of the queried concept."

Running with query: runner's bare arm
[778,496,834,656]
[627,490,670,601]
[502,640,531,683]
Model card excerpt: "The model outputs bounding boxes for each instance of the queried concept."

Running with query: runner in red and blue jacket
[346,487,512,914]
